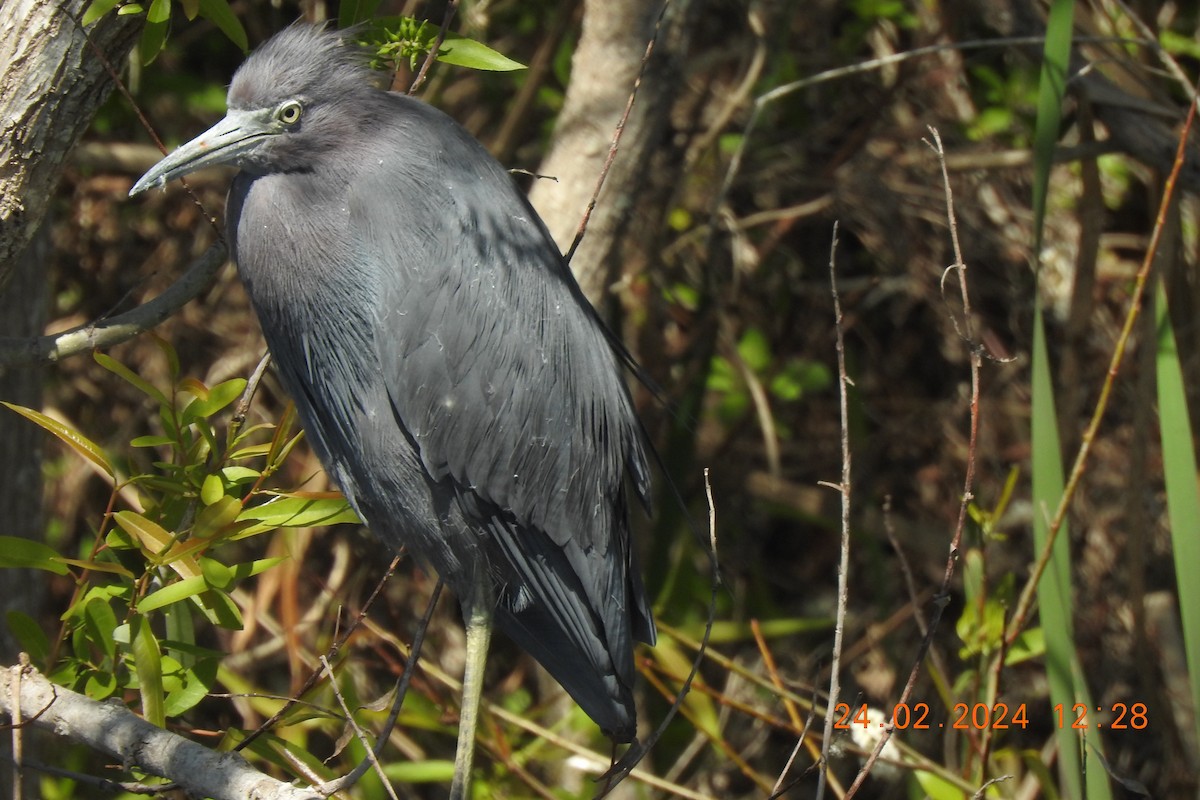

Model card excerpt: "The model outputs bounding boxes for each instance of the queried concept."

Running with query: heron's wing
[352,102,647,535]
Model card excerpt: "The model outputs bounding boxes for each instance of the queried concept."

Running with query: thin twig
[842,126,985,798]
[564,0,670,263]
[769,682,822,799]
[712,35,1156,242]
[317,656,400,800]
[318,579,445,796]
[235,555,402,752]
[11,664,22,800]
[407,0,459,95]
[817,221,851,800]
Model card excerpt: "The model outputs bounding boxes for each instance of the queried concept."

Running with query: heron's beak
[129,108,276,196]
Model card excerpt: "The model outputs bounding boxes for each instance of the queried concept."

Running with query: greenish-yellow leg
[449,588,493,800]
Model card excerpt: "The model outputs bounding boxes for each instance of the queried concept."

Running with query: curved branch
[0,243,227,367]
[1,662,319,800]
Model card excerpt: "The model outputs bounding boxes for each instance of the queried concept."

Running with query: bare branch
[0,662,320,800]
[0,243,227,367]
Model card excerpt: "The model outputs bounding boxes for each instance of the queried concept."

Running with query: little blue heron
[130,23,657,797]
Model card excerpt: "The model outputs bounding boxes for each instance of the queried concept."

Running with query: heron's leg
[449,583,494,800]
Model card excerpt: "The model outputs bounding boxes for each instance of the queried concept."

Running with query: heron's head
[130,24,378,196]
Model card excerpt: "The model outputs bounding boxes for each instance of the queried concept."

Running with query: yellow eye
[277,101,302,125]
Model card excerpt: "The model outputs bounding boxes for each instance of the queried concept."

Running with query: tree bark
[0,662,321,800]
[0,0,139,652]
[0,2,142,287]
[0,5,139,796]
[528,0,701,309]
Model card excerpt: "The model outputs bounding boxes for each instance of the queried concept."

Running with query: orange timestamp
[832,702,1148,731]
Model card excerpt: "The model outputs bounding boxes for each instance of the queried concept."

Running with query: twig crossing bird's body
[131,23,656,788]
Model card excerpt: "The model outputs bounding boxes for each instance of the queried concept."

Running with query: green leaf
[138,11,169,65]
[131,616,165,726]
[146,0,170,23]
[81,0,122,26]
[913,769,970,800]
[163,657,218,717]
[115,511,202,579]
[131,434,176,448]
[118,3,144,14]
[6,611,50,663]
[0,535,70,575]
[183,378,247,426]
[193,495,243,539]
[198,588,243,629]
[1,402,114,478]
[138,575,207,613]
[235,496,360,536]
[737,327,772,373]
[84,669,119,700]
[84,597,119,661]
[220,466,261,484]
[180,0,200,20]
[198,0,248,51]
[382,760,457,783]
[94,352,168,408]
[200,474,225,506]
[437,34,526,71]
[1156,279,1200,752]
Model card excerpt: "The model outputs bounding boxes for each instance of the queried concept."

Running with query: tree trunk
[0,5,139,796]
[528,0,701,309]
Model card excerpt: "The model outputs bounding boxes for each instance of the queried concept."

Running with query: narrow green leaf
[198,0,248,51]
[180,0,200,20]
[116,511,202,579]
[164,657,218,717]
[1155,279,1200,752]
[0,535,70,575]
[139,17,169,65]
[382,760,457,783]
[131,616,165,726]
[81,0,122,26]
[138,575,207,613]
[235,496,360,536]
[94,352,168,408]
[163,603,196,668]
[131,434,176,448]
[146,0,170,23]
[183,378,247,426]
[6,611,50,663]
[437,34,526,71]
[1,402,114,478]
[1029,1,1112,795]
[54,556,134,578]
[84,597,119,661]
[220,465,261,484]
[198,588,243,629]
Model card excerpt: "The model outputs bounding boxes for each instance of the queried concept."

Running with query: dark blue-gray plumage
[130,24,656,793]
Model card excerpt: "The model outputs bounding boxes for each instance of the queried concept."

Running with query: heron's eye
[277,101,303,125]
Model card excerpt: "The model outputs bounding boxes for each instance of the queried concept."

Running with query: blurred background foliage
[4,0,1200,797]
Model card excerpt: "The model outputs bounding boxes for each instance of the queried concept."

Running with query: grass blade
[1155,279,1200,746]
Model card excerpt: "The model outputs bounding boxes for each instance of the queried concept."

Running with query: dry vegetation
[8,0,1200,796]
